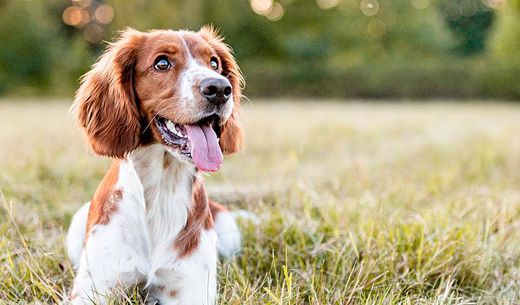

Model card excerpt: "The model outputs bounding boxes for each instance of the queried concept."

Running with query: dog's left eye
[210,57,218,70]
[154,56,172,71]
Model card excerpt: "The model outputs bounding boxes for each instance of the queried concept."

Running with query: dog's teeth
[166,120,184,137]
[166,120,175,131]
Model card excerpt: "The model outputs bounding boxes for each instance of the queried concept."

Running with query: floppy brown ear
[199,26,245,155]
[72,28,144,158]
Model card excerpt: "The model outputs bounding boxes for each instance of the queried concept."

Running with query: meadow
[1,100,519,304]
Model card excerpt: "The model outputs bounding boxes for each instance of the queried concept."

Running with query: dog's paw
[214,210,259,259]
[214,210,242,258]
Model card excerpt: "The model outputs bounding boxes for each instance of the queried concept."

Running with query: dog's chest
[144,174,192,247]
[130,146,195,248]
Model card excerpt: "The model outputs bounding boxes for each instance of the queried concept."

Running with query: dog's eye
[210,57,218,70]
[154,56,172,71]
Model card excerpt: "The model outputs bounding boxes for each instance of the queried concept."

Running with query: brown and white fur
[65,27,244,305]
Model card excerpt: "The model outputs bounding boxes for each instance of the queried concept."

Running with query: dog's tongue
[185,124,223,172]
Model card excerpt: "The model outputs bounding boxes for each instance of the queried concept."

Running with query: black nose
[200,78,232,105]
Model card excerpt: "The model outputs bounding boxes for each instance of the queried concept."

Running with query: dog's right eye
[154,56,172,71]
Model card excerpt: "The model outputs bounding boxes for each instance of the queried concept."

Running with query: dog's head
[73,27,244,172]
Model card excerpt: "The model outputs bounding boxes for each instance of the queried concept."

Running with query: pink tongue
[185,124,223,172]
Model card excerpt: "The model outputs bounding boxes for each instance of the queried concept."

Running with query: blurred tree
[0,0,518,98]
[490,0,520,62]
[439,0,495,55]
[360,0,455,59]
[108,0,182,30]
[0,0,57,94]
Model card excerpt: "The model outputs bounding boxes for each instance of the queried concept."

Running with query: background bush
[0,0,518,99]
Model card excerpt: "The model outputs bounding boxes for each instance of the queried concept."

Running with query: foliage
[439,0,495,54]
[490,0,520,63]
[0,1,56,94]
[0,0,95,95]
[0,0,518,98]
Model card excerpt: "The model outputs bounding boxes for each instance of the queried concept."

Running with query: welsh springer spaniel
[65,27,244,305]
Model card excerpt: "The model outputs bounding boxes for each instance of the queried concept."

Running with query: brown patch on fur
[169,290,178,298]
[219,114,244,154]
[163,152,172,169]
[133,33,189,128]
[174,177,214,257]
[73,29,144,158]
[199,26,245,154]
[209,200,228,221]
[86,161,122,239]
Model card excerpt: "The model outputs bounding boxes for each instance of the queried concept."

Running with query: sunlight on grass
[1,99,520,304]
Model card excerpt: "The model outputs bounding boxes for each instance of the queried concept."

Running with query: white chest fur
[68,144,217,305]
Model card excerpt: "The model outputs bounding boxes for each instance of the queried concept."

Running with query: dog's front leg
[70,161,151,305]
[148,229,218,305]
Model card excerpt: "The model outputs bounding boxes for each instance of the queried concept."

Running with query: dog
[65,27,244,305]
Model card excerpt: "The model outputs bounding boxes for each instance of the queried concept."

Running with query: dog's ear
[72,28,144,158]
[199,26,245,155]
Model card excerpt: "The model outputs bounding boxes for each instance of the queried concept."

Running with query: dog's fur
[66,27,244,305]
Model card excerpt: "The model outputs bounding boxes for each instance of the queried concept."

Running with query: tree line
[0,0,518,99]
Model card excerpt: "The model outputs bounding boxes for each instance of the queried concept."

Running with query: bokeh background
[0,0,519,99]
[2,1,520,303]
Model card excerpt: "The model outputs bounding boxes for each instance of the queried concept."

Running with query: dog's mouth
[155,114,223,172]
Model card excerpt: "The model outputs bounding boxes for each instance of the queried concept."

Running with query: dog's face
[73,27,244,172]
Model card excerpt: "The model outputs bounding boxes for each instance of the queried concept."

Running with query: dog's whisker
[141,100,181,135]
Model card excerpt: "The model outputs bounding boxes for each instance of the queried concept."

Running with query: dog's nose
[200,78,232,105]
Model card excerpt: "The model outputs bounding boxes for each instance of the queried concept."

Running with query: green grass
[1,99,520,304]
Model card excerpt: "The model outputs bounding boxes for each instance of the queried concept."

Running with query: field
[1,100,520,304]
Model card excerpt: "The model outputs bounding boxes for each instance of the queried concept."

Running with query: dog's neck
[128,144,196,246]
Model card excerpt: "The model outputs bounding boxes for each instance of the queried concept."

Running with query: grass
[1,99,520,304]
